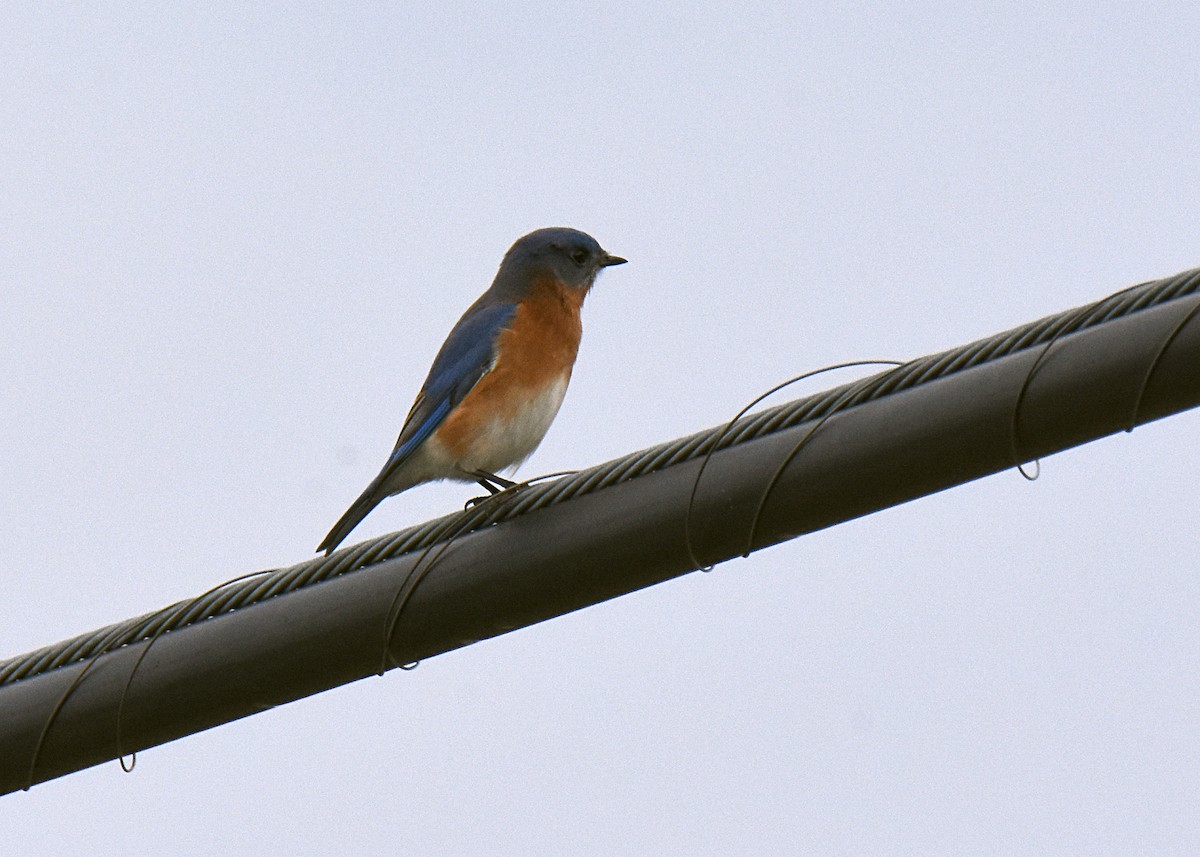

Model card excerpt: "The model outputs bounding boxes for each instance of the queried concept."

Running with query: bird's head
[498,227,627,295]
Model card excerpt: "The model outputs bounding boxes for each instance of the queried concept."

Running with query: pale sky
[3,3,1199,854]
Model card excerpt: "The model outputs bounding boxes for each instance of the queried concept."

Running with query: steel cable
[3,266,1198,686]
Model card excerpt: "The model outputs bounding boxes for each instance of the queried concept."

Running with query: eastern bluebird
[317,227,627,554]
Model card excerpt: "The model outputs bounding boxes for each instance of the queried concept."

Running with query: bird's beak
[600,253,628,267]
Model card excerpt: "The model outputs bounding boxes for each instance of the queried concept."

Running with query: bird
[317,227,627,554]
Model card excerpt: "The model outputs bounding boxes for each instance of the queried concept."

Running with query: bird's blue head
[494,227,627,296]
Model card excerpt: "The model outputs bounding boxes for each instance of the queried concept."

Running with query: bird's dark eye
[570,249,588,265]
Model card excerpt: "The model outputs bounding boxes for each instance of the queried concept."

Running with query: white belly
[412,374,571,485]
[460,374,570,473]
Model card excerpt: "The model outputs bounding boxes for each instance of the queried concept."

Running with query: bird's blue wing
[383,300,518,471]
[316,300,517,554]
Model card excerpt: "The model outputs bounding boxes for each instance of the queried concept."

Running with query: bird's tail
[317,485,387,555]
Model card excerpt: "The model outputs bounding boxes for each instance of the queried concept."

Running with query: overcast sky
[3,3,1199,854]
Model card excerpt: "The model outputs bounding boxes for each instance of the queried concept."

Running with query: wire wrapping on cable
[3,266,1199,687]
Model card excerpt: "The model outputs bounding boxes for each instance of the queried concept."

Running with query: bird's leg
[463,470,521,509]
[471,470,517,493]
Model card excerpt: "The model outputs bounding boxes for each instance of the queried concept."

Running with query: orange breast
[435,275,584,457]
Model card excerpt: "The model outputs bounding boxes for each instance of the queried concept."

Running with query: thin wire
[1009,304,1097,479]
[24,657,102,790]
[114,569,278,771]
[379,473,563,674]
[1007,282,1144,479]
[683,361,904,572]
[743,365,908,557]
[378,501,497,675]
[1127,298,1200,432]
[23,568,281,785]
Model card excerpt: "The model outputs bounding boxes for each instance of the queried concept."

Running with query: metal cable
[4,266,1199,686]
